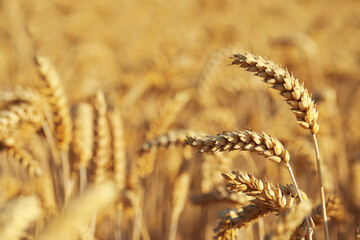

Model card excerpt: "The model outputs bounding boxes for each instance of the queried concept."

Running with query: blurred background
[0,0,359,239]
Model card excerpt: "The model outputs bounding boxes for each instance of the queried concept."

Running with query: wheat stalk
[191,186,251,205]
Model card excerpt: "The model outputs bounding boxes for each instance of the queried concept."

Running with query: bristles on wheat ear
[231,53,319,134]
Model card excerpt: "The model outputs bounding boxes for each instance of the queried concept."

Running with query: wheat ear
[35,55,72,152]
[35,55,72,205]
[0,195,41,240]
[265,200,313,240]
[191,186,250,205]
[72,102,94,193]
[231,53,319,134]
[92,91,111,184]
[140,129,199,154]
[214,171,305,239]
[231,52,327,239]
[1,143,43,177]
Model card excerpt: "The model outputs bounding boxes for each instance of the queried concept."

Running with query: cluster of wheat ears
[0,52,351,240]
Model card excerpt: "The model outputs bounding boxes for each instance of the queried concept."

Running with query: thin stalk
[312,134,329,240]
[286,162,314,240]
[79,166,87,195]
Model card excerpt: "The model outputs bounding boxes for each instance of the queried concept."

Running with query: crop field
[0,0,359,239]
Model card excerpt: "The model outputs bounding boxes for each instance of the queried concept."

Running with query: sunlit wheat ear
[232,52,327,239]
[92,91,111,184]
[186,130,290,165]
[265,200,312,240]
[38,181,116,240]
[0,195,41,240]
[214,171,306,240]
[231,53,319,134]
[35,55,72,152]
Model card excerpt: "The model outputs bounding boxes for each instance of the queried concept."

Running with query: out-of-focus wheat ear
[92,91,111,184]
[0,101,44,138]
[0,87,44,108]
[34,55,72,152]
[34,55,72,206]
[0,195,41,240]
[38,181,116,240]
[291,197,345,240]
[168,171,190,240]
[1,142,43,177]
[108,109,126,192]
[72,102,94,193]
[214,205,275,240]
[140,129,199,155]
[35,175,58,215]
[191,186,251,205]
[231,53,319,134]
[265,200,312,240]
[146,90,191,139]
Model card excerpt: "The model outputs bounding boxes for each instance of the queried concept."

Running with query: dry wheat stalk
[35,175,58,214]
[186,130,290,165]
[356,224,360,240]
[291,197,345,240]
[265,200,313,240]
[38,181,116,240]
[169,171,190,240]
[92,91,111,184]
[35,55,72,152]
[0,195,41,240]
[140,129,198,154]
[231,53,319,134]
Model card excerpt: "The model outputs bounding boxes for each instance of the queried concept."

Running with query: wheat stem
[312,133,329,240]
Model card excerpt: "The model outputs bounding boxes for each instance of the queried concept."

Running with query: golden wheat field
[0,0,359,239]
